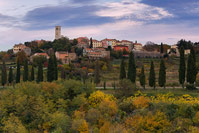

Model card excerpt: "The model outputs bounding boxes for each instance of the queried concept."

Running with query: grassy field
[99,56,199,88]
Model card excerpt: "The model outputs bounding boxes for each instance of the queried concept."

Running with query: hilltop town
[9,26,193,65]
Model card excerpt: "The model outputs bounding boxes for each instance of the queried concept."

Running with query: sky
[0,0,199,51]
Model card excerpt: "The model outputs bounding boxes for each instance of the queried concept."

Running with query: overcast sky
[0,0,199,51]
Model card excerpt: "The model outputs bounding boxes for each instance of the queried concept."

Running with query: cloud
[95,1,173,20]
[23,4,114,30]
[71,0,95,3]
[22,0,173,30]
[0,13,23,28]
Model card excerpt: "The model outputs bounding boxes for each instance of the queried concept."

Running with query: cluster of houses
[13,44,77,64]
[12,26,192,64]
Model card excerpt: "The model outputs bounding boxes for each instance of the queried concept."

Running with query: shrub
[117,79,136,97]
[86,109,101,124]
[119,97,135,113]
[133,96,151,109]
[186,84,196,90]
[99,98,118,117]
[88,91,116,107]
[165,104,179,121]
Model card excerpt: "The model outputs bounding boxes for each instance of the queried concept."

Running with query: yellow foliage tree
[133,96,151,109]
[3,114,27,133]
[73,110,85,120]
[88,91,116,107]
[125,111,171,132]
[72,119,89,133]
[99,98,118,117]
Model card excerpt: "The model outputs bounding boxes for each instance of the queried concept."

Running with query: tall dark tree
[187,47,197,84]
[178,47,186,88]
[90,38,93,48]
[187,48,197,84]
[139,66,145,89]
[128,52,136,83]
[120,59,126,79]
[160,43,164,54]
[53,54,58,80]
[30,66,35,81]
[23,59,28,82]
[8,67,13,85]
[158,59,166,88]
[149,61,156,89]
[16,59,21,83]
[37,62,43,82]
[94,61,100,84]
[1,60,7,86]
[47,56,55,82]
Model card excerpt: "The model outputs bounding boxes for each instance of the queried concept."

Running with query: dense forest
[0,80,199,132]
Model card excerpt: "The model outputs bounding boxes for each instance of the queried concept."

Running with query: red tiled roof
[134,43,142,46]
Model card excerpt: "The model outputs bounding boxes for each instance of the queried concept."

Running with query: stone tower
[55,26,61,40]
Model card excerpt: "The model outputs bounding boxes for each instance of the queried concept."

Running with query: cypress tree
[47,56,54,82]
[158,59,166,88]
[90,38,93,48]
[37,62,43,82]
[120,59,126,79]
[23,59,28,82]
[139,66,145,89]
[53,54,58,80]
[16,59,21,83]
[104,80,106,90]
[30,66,35,81]
[187,47,197,84]
[1,60,7,86]
[94,61,100,84]
[149,61,156,89]
[8,67,13,85]
[128,52,136,83]
[160,43,164,54]
[179,47,186,88]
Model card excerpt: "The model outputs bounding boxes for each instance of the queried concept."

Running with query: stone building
[55,26,62,40]
[55,51,77,64]
[13,44,31,56]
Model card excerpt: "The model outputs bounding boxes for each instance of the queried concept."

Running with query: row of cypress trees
[179,46,197,88]
[1,54,58,86]
[120,52,166,89]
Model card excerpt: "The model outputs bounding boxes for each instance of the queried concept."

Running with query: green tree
[123,48,128,55]
[128,52,136,83]
[53,54,58,80]
[139,66,145,89]
[37,62,43,82]
[120,59,126,79]
[160,43,164,54]
[30,66,35,81]
[149,61,156,89]
[158,59,166,88]
[94,61,100,84]
[187,47,197,85]
[23,59,28,82]
[8,67,13,85]
[179,47,186,88]
[90,38,93,48]
[104,80,106,90]
[187,52,197,84]
[47,56,55,82]
[1,60,7,86]
[16,59,21,83]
